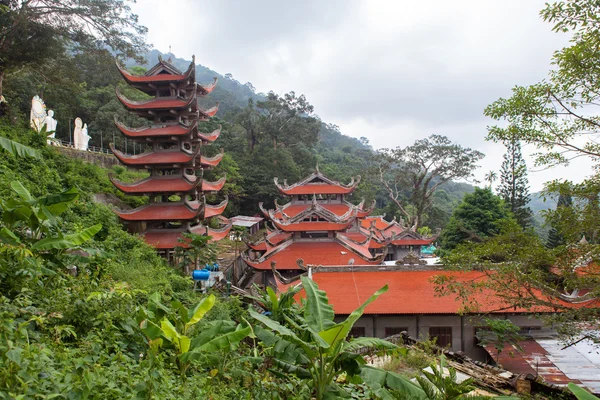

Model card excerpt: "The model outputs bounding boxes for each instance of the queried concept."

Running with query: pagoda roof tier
[343,231,388,249]
[201,176,226,192]
[242,239,384,270]
[143,223,232,249]
[246,231,293,251]
[110,145,201,168]
[273,199,375,219]
[116,196,227,222]
[114,119,221,143]
[116,201,201,222]
[201,196,228,218]
[116,87,197,111]
[115,119,197,141]
[199,103,219,119]
[199,151,224,168]
[110,175,201,195]
[116,57,218,96]
[272,220,353,232]
[261,196,357,225]
[274,166,360,195]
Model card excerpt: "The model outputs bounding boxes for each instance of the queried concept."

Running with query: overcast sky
[133,0,593,192]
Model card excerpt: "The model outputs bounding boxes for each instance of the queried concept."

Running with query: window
[429,327,452,347]
[385,327,408,337]
[349,327,365,338]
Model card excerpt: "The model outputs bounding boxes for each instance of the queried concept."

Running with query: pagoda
[111,56,231,257]
[242,167,387,283]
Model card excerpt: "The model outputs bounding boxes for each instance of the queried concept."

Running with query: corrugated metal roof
[485,336,600,393]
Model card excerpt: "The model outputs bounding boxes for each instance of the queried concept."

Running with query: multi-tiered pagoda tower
[111,56,231,257]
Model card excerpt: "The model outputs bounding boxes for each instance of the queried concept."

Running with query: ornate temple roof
[143,223,232,249]
[274,166,360,196]
[116,197,227,222]
[199,151,224,168]
[272,199,375,219]
[116,87,198,111]
[110,175,225,195]
[116,202,201,222]
[110,145,201,168]
[114,120,222,144]
[116,56,217,95]
[242,239,384,270]
[110,175,201,195]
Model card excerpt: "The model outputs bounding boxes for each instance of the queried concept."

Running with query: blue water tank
[192,269,210,281]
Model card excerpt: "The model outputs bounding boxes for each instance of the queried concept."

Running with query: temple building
[241,167,437,284]
[111,56,230,258]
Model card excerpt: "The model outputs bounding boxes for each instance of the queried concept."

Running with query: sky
[132,0,594,192]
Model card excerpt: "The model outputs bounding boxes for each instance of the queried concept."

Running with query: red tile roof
[272,220,352,232]
[278,183,356,195]
[116,203,200,222]
[245,241,381,270]
[201,177,226,192]
[143,230,187,249]
[110,176,199,194]
[284,271,528,315]
[276,203,353,218]
[143,224,231,249]
[117,92,195,110]
[247,232,293,251]
[203,198,228,218]
[283,271,599,315]
[115,121,195,139]
[361,216,390,230]
[199,152,223,167]
[111,146,199,167]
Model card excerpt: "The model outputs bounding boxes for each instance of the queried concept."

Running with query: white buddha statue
[81,123,91,151]
[44,110,57,145]
[73,117,82,149]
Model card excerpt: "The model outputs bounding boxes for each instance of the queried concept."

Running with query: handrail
[49,139,113,155]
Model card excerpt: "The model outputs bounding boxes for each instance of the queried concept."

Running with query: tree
[439,188,512,253]
[173,233,218,276]
[546,191,573,248]
[379,135,484,230]
[0,0,148,98]
[484,170,497,190]
[471,0,600,340]
[497,138,533,229]
[475,318,523,364]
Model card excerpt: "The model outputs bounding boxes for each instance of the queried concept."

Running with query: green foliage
[475,319,523,363]
[413,356,475,400]
[568,382,600,400]
[174,233,218,275]
[251,276,417,399]
[439,188,513,253]
[497,137,533,229]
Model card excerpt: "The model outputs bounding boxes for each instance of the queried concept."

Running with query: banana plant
[250,275,416,399]
[137,292,251,378]
[245,283,303,324]
[0,181,101,268]
[569,383,600,400]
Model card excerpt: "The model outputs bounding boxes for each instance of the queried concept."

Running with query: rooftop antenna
[169,45,172,54]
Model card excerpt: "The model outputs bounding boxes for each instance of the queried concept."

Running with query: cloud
[133,0,579,191]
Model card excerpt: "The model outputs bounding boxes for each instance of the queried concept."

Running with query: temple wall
[54,147,120,168]
[340,313,549,361]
